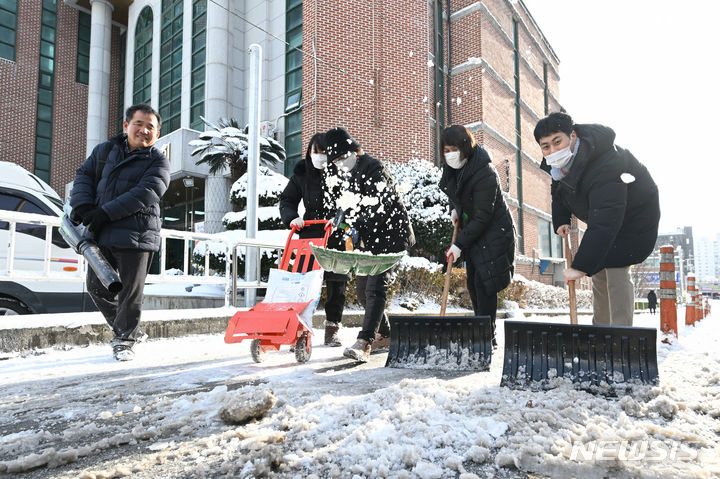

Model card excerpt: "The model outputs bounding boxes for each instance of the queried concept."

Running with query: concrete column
[203,0,232,234]
[85,0,114,156]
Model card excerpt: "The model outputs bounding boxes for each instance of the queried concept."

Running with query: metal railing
[0,210,285,307]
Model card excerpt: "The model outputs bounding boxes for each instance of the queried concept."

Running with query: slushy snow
[1,304,719,478]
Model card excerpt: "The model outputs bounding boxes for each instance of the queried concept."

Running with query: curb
[0,309,578,354]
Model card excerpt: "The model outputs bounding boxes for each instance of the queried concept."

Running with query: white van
[0,161,96,315]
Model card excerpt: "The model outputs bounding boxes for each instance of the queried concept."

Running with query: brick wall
[301,0,433,165]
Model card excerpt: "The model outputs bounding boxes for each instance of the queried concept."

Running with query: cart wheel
[295,334,311,363]
[250,339,266,363]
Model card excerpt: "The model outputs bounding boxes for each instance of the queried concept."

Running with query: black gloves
[82,208,110,233]
[70,204,94,224]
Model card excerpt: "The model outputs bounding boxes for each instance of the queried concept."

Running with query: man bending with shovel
[534,112,660,327]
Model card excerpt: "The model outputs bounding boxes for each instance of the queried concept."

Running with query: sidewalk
[0,306,593,353]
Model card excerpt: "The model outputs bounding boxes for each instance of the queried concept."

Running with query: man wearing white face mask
[438,125,516,340]
[324,127,415,361]
[534,112,660,327]
[280,133,350,346]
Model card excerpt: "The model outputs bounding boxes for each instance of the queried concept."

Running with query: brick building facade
[2,0,579,286]
[301,0,577,286]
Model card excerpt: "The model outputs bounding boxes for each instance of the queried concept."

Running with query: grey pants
[591,266,634,326]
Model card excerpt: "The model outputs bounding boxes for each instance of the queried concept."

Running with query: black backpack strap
[94,141,113,190]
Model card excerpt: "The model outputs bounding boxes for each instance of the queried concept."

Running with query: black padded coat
[543,124,660,276]
[439,145,516,295]
[70,134,170,252]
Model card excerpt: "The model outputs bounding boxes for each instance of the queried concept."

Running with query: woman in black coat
[279,133,349,346]
[438,125,515,336]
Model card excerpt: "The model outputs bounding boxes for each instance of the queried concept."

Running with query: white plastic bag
[264,268,324,331]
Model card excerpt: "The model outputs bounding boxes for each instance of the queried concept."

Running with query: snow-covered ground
[1,304,719,478]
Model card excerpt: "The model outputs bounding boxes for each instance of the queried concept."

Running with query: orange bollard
[685,275,696,325]
[706,297,711,316]
[659,245,678,338]
[696,290,705,322]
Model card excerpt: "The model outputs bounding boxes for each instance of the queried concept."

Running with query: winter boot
[111,337,135,361]
[324,322,342,347]
[343,339,371,362]
[370,333,390,353]
[112,343,135,361]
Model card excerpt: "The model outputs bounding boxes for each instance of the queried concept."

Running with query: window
[0,192,66,246]
[284,0,303,175]
[0,0,18,61]
[159,0,183,133]
[34,0,57,183]
[76,11,90,84]
[538,217,563,258]
[133,7,153,104]
[190,0,206,130]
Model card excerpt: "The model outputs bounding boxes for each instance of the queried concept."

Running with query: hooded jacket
[70,133,170,251]
[328,154,414,255]
[439,145,516,294]
[542,124,660,276]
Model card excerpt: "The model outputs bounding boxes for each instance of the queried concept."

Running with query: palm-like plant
[189,117,286,183]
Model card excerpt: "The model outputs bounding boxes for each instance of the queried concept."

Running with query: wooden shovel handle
[564,234,578,325]
[440,223,459,316]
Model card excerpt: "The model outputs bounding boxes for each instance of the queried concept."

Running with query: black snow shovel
[385,224,494,371]
[500,235,659,392]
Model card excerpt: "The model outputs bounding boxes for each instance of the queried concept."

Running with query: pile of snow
[513,274,593,310]
[1,305,719,477]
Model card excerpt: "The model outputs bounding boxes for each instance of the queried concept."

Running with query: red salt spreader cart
[224,220,332,363]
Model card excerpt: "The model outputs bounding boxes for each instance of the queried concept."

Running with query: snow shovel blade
[385,315,493,371]
[500,321,658,393]
[309,245,404,276]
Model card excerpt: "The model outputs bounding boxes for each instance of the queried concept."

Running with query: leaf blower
[59,202,122,294]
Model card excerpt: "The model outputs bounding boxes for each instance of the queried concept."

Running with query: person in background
[324,127,414,362]
[70,104,170,361]
[280,133,349,347]
[438,125,515,341]
[534,112,660,327]
[647,289,657,314]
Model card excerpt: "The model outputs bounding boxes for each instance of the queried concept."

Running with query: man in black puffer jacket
[534,112,660,327]
[324,127,415,362]
[70,104,170,361]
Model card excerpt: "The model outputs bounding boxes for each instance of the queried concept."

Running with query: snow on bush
[387,159,452,262]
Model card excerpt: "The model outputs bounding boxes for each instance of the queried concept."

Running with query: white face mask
[311,153,327,169]
[444,151,467,169]
[545,145,573,169]
[335,151,357,172]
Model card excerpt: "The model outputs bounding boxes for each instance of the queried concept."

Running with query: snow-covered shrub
[387,159,452,262]
[193,166,289,277]
[503,275,592,309]
[229,165,288,212]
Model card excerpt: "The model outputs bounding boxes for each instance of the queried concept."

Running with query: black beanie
[325,127,360,162]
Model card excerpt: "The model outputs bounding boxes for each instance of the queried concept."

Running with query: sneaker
[343,339,371,362]
[370,334,390,353]
[113,343,135,361]
[134,330,149,343]
[324,323,342,347]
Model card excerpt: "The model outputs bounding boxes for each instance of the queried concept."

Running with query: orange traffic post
[706,297,711,316]
[696,289,705,322]
[659,245,678,338]
[685,275,696,325]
